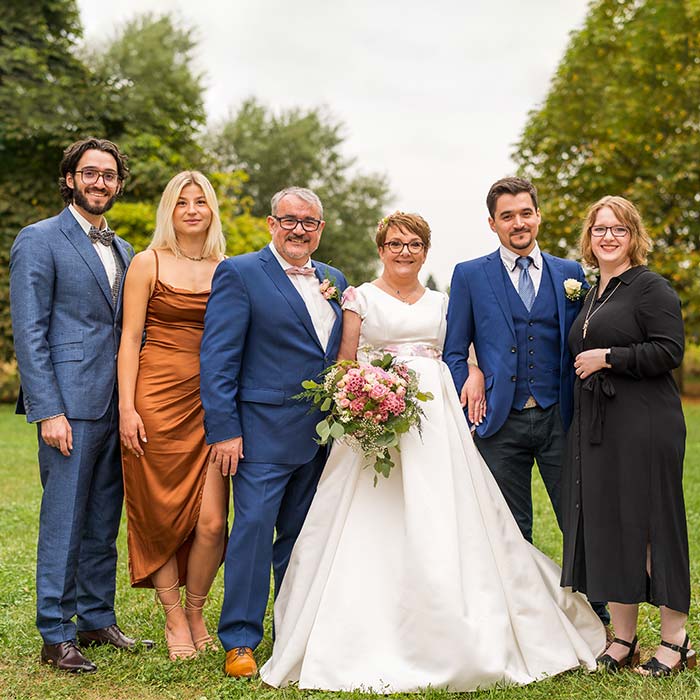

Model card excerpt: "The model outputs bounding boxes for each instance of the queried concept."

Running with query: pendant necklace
[382,278,422,304]
[582,281,622,339]
[175,244,206,262]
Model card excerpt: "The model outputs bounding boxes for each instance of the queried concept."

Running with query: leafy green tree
[208,99,391,282]
[515,0,700,342]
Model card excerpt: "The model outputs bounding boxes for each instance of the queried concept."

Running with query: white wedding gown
[260,284,604,693]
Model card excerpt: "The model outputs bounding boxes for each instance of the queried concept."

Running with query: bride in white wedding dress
[260,213,605,693]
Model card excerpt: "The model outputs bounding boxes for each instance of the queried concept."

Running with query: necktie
[88,225,115,247]
[286,266,315,276]
[516,256,535,311]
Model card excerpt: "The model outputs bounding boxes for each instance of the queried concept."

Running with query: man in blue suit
[200,186,347,678]
[10,138,148,673]
[444,176,586,543]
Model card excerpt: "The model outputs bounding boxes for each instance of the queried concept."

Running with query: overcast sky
[77,0,590,287]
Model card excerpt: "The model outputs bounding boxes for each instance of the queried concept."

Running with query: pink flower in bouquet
[364,410,374,419]
[338,397,351,408]
[393,364,410,381]
[345,374,365,394]
[396,385,406,397]
[382,393,406,415]
[369,383,390,400]
[350,397,366,414]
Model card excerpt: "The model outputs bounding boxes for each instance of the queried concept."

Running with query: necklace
[582,281,622,339]
[381,277,422,304]
[175,244,206,262]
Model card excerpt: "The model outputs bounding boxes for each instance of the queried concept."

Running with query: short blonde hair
[149,171,225,259]
[580,195,651,268]
[376,211,431,249]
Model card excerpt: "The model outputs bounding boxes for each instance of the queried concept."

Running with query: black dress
[561,266,689,613]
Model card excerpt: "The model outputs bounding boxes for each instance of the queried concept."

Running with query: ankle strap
[611,635,637,650]
[154,581,182,615]
[660,634,690,655]
[185,589,209,611]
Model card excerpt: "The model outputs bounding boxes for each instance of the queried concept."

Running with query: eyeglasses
[382,240,426,254]
[75,168,120,186]
[589,225,629,238]
[273,216,322,232]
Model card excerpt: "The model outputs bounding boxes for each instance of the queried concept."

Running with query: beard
[72,186,119,215]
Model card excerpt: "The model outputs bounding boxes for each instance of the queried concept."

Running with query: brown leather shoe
[78,624,155,650]
[41,640,97,673]
[224,646,257,677]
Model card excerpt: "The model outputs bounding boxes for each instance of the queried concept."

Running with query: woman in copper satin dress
[118,171,228,660]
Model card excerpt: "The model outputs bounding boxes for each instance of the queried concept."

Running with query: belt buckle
[523,395,538,410]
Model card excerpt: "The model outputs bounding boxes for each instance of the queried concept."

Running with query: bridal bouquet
[297,354,433,484]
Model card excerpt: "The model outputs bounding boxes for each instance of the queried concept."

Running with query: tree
[515,0,700,342]
[208,99,391,282]
[425,274,439,291]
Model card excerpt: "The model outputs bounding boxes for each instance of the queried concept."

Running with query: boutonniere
[319,273,342,303]
[563,278,585,301]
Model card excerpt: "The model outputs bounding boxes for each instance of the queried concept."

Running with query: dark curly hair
[58,137,129,204]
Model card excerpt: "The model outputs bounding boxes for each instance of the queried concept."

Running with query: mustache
[286,234,310,243]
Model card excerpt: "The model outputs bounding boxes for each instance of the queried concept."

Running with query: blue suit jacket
[10,207,133,423]
[444,249,587,438]
[200,245,347,464]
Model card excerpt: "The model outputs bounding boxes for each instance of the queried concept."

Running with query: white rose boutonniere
[563,278,585,301]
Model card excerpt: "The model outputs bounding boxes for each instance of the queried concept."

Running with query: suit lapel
[542,254,567,346]
[314,263,342,353]
[58,209,114,309]
[484,252,515,336]
[259,247,323,350]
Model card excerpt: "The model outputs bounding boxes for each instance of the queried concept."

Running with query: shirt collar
[68,203,108,236]
[500,242,542,272]
[268,241,313,271]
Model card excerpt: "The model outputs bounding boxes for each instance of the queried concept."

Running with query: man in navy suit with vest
[445,176,585,542]
[200,186,347,678]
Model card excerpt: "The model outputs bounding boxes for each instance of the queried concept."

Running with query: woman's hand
[460,364,487,425]
[574,348,611,380]
[120,409,147,457]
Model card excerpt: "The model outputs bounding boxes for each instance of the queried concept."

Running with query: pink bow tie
[286,266,315,277]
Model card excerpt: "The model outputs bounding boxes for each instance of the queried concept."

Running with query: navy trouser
[36,396,123,644]
[218,447,326,651]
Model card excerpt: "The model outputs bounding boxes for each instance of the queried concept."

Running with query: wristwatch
[604,350,612,366]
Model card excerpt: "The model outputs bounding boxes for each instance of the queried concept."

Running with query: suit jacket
[200,245,347,465]
[10,207,133,423]
[444,249,587,438]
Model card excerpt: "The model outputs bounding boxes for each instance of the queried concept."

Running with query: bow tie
[88,225,115,247]
[285,266,315,277]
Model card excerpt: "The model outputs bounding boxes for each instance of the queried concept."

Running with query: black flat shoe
[639,634,697,677]
[597,635,639,672]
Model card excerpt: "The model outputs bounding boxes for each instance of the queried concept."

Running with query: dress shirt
[69,204,116,289]
[499,243,543,296]
[269,243,336,351]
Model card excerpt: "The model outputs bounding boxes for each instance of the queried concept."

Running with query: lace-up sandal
[638,634,696,677]
[185,590,218,652]
[155,581,196,660]
[597,635,639,671]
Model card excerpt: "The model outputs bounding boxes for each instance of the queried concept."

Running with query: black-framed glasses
[75,168,120,186]
[382,240,426,254]
[273,215,322,232]
[589,225,629,238]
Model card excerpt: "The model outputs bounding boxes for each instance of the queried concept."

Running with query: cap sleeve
[341,285,367,319]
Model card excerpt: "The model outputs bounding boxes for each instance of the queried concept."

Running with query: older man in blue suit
[200,186,347,678]
[10,138,148,673]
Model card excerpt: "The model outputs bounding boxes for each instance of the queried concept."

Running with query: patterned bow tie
[285,266,315,277]
[88,225,115,247]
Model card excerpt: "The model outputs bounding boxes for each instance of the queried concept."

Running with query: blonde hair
[149,171,225,259]
[580,195,651,268]
[375,211,431,249]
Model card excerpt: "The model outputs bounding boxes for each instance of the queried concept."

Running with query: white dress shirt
[499,242,543,296]
[69,204,117,288]
[269,243,336,351]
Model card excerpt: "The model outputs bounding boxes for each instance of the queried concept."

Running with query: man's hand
[210,436,244,477]
[40,415,73,456]
[460,366,487,426]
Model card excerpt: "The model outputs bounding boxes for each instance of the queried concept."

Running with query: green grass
[1,403,699,699]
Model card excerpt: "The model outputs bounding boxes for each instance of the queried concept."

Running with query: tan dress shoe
[224,646,257,677]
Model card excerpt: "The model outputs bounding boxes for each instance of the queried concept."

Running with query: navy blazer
[200,245,347,464]
[444,249,587,438]
[10,207,133,422]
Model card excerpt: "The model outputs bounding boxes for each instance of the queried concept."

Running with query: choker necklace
[175,244,206,262]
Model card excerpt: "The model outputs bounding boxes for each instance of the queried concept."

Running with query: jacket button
[529,378,534,384]
[511,376,516,382]
[528,335,534,341]
[510,346,516,353]
[529,364,534,369]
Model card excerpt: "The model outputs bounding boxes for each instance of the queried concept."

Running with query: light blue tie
[516,256,535,311]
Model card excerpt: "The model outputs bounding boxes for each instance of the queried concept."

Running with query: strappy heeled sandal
[185,590,218,652]
[155,581,197,660]
[597,635,639,671]
[638,634,697,677]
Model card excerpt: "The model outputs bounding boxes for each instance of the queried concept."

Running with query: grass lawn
[1,402,699,700]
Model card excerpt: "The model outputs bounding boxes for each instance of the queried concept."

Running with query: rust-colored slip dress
[122,250,222,587]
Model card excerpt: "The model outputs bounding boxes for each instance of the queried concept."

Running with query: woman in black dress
[561,195,693,676]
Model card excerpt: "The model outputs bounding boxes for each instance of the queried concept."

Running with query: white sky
[77,0,590,287]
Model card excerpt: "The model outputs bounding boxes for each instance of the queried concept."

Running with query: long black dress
[561,265,689,613]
